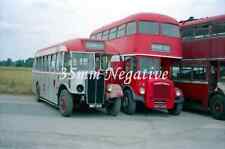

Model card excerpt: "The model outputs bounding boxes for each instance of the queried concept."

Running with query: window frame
[139,20,160,35]
[161,23,180,38]
[102,30,109,40]
[126,21,137,36]
[109,27,118,40]
[117,24,126,38]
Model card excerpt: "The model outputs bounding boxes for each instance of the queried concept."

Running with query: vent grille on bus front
[153,82,170,101]
[86,74,105,104]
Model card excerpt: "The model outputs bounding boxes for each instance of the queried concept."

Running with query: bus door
[48,54,58,104]
[218,62,225,93]
[209,61,218,93]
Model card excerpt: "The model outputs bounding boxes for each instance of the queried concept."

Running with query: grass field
[0,67,32,95]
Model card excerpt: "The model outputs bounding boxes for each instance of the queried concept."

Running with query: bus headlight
[176,88,183,97]
[139,87,145,95]
[107,85,112,93]
[77,85,84,92]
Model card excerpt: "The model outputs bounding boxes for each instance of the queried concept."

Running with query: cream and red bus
[90,13,184,115]
[32,38,123,116]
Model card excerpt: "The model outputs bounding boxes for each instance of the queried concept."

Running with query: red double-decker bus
[90,13,184,115]
[173,15,225,119]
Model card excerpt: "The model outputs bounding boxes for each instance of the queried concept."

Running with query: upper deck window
[181,27,194,39]
[102,30,109,40]
[139,21,159,34]
[109,27,117,40]
[161,23,180,37]
[212,22,225,35]
[126,21,137,35]
[117,24,126,38]
[96,32,102,40]
[195,24,209,38]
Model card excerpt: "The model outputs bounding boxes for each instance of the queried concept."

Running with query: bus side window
[56,52,63,72]
[117,24,126,38]
[181,27,194,39]
[40,57,43,71]
[180,67,192,80]
[126,21,137,35]
[194,24,209,38]
[212,22,225,35]
[37,57,41,71]
[50,55,56,72]
[193,66,206,81]
[36,58,39,70]
[172,66,180,80]
[44,56,48,72]
[48,55,51,72]
[55,53,58,72]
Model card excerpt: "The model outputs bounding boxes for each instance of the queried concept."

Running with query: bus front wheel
[210,94,225,120]
[59,89,74,117]
[168,103,183,115]
[122,90,136,115]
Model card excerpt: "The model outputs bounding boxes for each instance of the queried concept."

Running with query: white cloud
[0,0,224,60]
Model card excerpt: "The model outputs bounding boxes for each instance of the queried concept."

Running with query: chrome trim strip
[174,80,208,84]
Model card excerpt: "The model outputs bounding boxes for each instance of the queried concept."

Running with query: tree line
[0,58,34,67]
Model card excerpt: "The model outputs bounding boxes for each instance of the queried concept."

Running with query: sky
[0,0,225,60]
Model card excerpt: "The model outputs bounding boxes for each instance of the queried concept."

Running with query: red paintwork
[91,13,182,59]
[180,14,225,27]
[92,13,179,34]
[36,38,119,56]
[175,82,209,108]
[180,15,225,59]
[179,14,225,110]
[182,37,225,59]
[91,13,183,110]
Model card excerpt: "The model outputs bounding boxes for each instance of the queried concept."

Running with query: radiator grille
[153,82,170,101]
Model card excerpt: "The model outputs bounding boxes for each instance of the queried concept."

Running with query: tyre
[122,89,136,115]
[209,94,225,120]
[168,103,183,115]
[58,89,74,117]
[106,98,121,116]
[35,84,41,102]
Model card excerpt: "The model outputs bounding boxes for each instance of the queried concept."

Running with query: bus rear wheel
[210,94,225,120]
[106,98,121,116]
[122,90,136,115]
[59,89,74,117]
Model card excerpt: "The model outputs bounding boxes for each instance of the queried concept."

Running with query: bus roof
[35,38,119,57]
[91,12,179,35]
[180,14,225,27]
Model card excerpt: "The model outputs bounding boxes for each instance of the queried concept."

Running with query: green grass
[0,67,32,95]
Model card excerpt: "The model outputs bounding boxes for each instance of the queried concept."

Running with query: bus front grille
[153,82,170,101]
[86,74,105,105]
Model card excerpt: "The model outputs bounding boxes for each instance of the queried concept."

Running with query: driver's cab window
[124,56,137,72]
[101,55,110,70]
[64,52,71,72]
[95,54,111,71]
[95,55,101,71]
